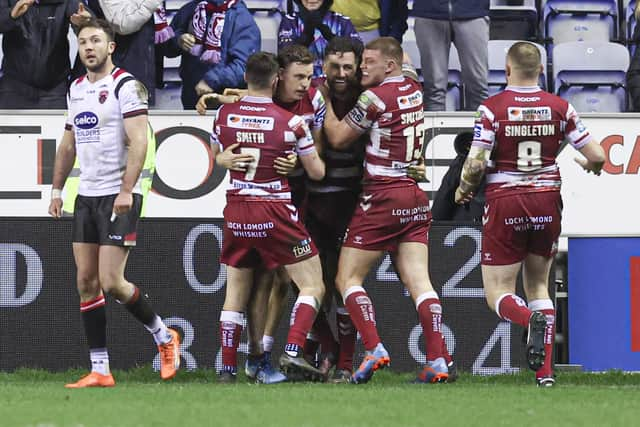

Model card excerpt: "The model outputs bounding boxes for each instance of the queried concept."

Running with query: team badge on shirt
[99,90,109,104]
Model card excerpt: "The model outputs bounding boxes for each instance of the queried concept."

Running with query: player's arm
[294,119,325,181]
[118,114,148,214]
[565,105,606,175]
[48,129,76,218]
[322,95,363,149]
[195,93,241,115]
[575,139,606,175]
[455,145,491,204]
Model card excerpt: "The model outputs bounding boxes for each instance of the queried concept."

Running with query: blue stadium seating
[543,0,619,54]
[553,41,630,112]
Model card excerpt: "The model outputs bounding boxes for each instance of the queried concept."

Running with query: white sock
[144,315,172,345]
[262,335,275,353]
[90,348,110,375]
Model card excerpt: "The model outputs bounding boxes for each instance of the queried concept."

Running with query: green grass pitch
[1,368,638,427]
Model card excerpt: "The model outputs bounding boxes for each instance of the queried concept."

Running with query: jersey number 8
[517,140,542,172]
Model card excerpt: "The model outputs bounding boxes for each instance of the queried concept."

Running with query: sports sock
[529,299,555,378]
[81,294,109,374]
[123,286,172,344]
[416,291,444,361]
[262,335,275,353]
[336,307,356,371]
[285,296,318,356]
[343,286,380,352]
[496,293,531,328]
[89,348,110,376]
[220,311,243,373]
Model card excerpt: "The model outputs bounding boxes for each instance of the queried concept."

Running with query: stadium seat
[489,0,538,40]
[543,0,619,51]
[552,41,630,112]
[487,40,547,96]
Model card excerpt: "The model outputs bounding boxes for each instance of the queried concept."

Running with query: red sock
[286,297,318,350]
[220,311,243,373]
[344,286,380,351]
[537,308,556,378]
[417,294,444,361]
[336,310,356,371]
[496,294,531,328]
[314,311,338,355]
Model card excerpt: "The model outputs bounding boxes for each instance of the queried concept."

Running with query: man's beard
[85,56,108,73]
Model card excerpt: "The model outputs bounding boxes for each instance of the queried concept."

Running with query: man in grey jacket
[412,0,489,111]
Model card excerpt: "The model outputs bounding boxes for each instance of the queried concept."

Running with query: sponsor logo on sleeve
[576,119,586,133]
[473,123,482,138]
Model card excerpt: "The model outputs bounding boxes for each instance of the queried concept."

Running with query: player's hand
[195,80,213,96]
[10,0,35,19]
[574,157,602,176]
[178,33,196,52]
[217,143,254,171]
[196,93,216,115]
[223,88,248,98]
[454,187,473,205]
[70,3,92,27]
[48,198,63,219]
[113,191,133,216]
[274,153,298,176]
[408,158,426,181]
[316,82,329,99]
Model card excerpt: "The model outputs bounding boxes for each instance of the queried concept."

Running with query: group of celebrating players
[49,18,606,389]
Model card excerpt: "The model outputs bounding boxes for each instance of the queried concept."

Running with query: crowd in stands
[1,0,640,112]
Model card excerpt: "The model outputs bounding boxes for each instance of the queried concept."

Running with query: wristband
[51,189,62,200]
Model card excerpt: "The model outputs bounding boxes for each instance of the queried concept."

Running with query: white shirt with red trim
[66,67,149,196]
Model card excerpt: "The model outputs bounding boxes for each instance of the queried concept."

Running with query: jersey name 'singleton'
[504,124,555,137]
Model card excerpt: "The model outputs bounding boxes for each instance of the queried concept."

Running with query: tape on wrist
[51,189,62,200]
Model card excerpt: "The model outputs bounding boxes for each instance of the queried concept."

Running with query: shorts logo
[99,90,109,104]
[482,204,490,226]
[353,235,363,245]
[484,252,492,262]
[397,90,422,110]
[360,194,372,212]
[292,238,312,258]
[108,234,122,240]
[508,106,551,121]
[74,112,99,129]
[227,114,274,130]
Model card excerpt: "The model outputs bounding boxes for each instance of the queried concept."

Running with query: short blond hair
[366,37,403,65]
[507,42,541,80]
